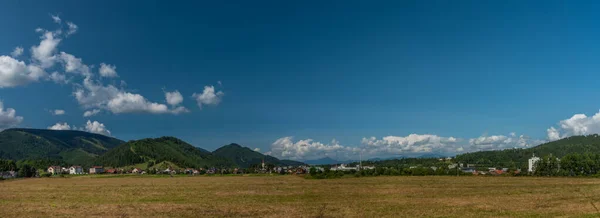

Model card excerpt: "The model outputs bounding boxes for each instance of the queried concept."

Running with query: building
[48,166,62,175]
[89,166,104,174]
[105,169,118,174]
[528,154,541,173]
[69,166,83,174]
[132,168,142,174]
[331,164,358,171]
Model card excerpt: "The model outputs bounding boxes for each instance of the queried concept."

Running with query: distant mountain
[455,134,600,168]
[212,143,304,168]
[97,137,234,168]
[0,128,124,165]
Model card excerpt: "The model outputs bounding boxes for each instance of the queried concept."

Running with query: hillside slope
[0,128,124,165]
[97,137,234,168]
[455,134,600,168]
[212,143,304,168]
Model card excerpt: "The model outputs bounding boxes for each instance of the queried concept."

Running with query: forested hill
[212,143,305,168]
[0,128,124,165]
[96,137,234,169]
[454,134,600,168]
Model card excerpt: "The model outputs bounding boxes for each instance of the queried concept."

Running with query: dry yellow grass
[1,175,600,217]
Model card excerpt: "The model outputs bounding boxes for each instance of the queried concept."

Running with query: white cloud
[51,14,61,24]
[52,109,65,115]
[192,85,224,108]
[269,132,543,161]
[165,90,183,106]
[468,134,534,151]
[31,31,61,68]
[99,63,118,78]
[270,137,359,160]
[362,134,462,155]
[11,47,23,57]
[107,92,170,114]
[66,22,77,35]
[170,106,189,114]
[546,111,600,140]
[58,52,90,76]
[73,77,184,115]
[547,127,561,141]
[0,101,23,130]
[253,148,261,152]
[49,72,68,84]
[0,56,47,88]
[85,120,111,136]
[48,122,70,130]
[83,109,101,117]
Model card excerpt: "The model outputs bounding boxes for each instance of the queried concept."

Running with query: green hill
[96,137,234,169]
[0,128,124,166]
[455,134,600,169]
[212,143,304,168]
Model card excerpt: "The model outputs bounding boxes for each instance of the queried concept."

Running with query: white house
[89,166,104,174]
[48,166,61,175]
[528,154,541,173]
[69,166,83,174]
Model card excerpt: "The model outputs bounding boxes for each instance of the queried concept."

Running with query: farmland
[1,175,600,217]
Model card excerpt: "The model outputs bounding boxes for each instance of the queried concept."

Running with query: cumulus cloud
[51,14,61,24]
[0,101,23,130]
[546,111,600,140]
[48,72,68,84]
[11,47,23,57]
[106,92,170,114]
[192,85,224,108]
[99,63,117,78]
[66,22,77,35]
[362,134,461,155]
[270,137,359,160]
[31,31,61,68]
[165,90,183,106]
[58,52,90,76]
[85,120,111,136]
[0,56,47,88]
[269,132,543,161]
[83,109,101,117]
[253,148,261,152]
[52,109,65,115]
[48,122,70,130]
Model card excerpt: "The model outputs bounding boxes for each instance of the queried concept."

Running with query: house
[48,166,62,175]
[184,168,194,174]
[0,171,17,179]
[105,169,117,174]
[461,167,476,174]
[69,166,83,175]
[89,166,104,174]
[132,168,142,174]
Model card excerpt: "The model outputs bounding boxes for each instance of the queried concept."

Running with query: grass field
[1,175,600,217]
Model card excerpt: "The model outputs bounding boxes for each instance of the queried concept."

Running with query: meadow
[1,175,600,217]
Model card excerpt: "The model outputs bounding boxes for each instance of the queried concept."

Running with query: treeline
[0,158,40,178]
[534,153,600,177]
[454,134,600,169]
[307,166,476,179]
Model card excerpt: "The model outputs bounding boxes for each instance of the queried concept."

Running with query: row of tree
[534,152,600,177]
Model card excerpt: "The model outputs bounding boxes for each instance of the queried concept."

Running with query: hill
[96,137,234,169]
[455,134,600,169]
[0,128,124,166]
[212,143,304,168]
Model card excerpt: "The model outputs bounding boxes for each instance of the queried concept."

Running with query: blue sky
[2,1,600,160]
